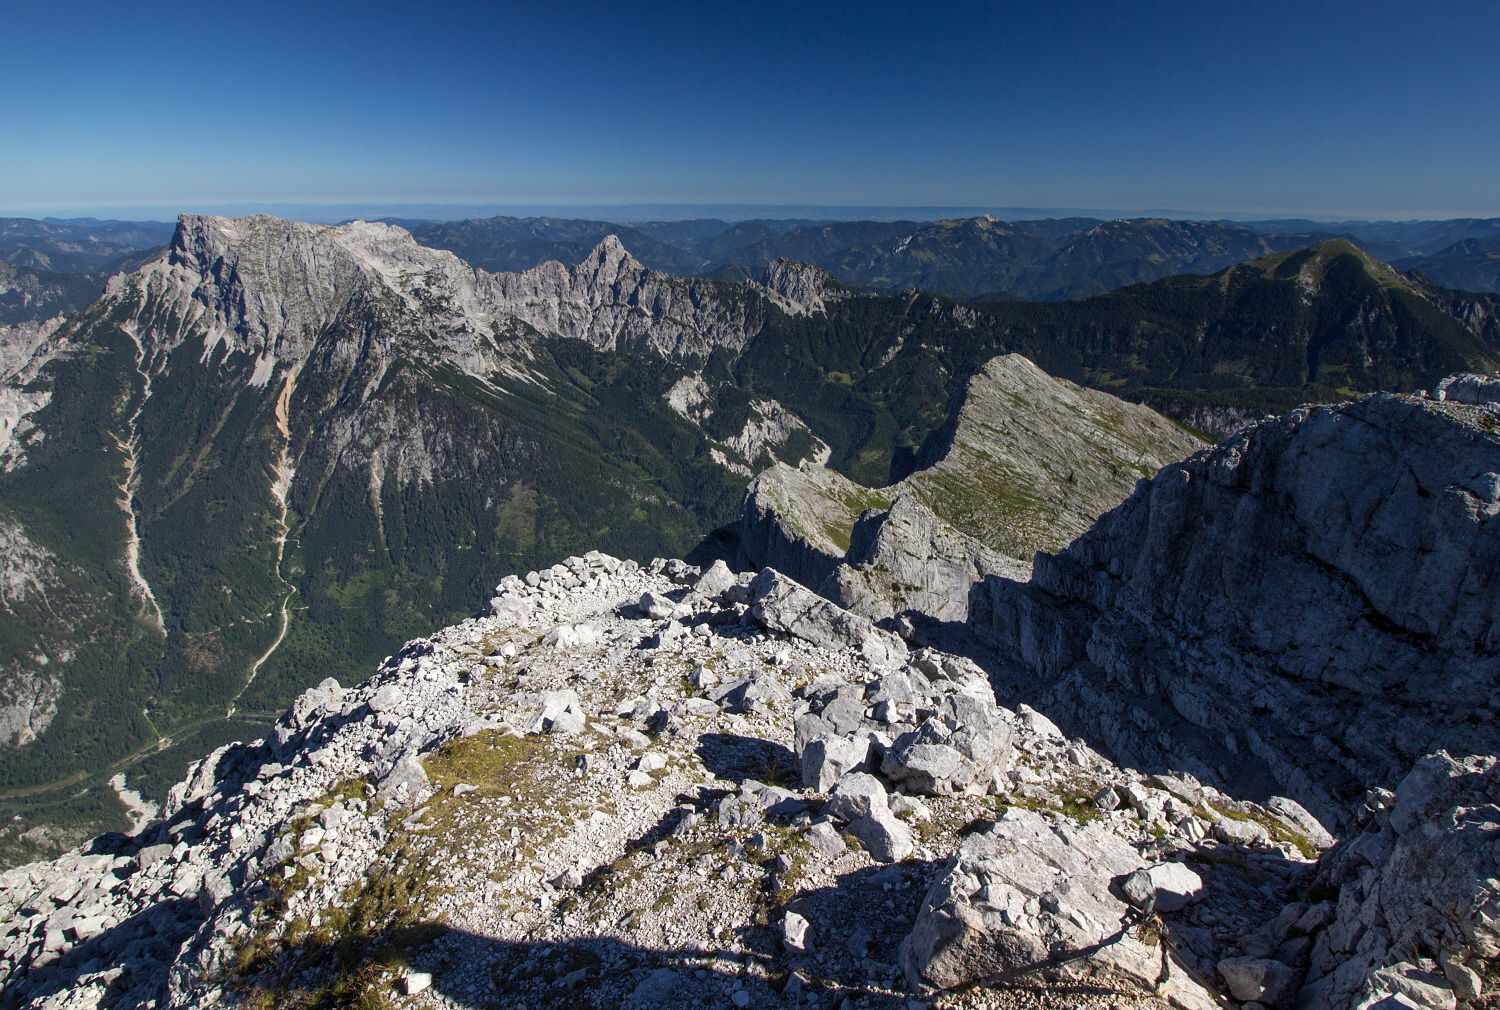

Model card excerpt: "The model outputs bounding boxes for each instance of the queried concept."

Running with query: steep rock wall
[973,393,1500,825]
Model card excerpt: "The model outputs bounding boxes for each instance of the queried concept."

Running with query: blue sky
[3,0,1497,219]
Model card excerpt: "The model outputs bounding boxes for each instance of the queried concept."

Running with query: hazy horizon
[5,203,1497,228]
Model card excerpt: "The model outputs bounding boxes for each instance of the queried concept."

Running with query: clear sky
[3,0,1497,220]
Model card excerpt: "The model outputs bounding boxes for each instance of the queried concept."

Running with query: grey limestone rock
[804,820,847,858]
[848,804,913,863]
[800,733,871,792]
[1292,751,1498,1010]
[376,755,431,808]
[1219,956,1302,1007]
[690,559,737,600]
[732,353,1198,626]
[1121,861,1205,913]
[523,690,586,735]
[747,568,908,667]
[824,772,888,823]
[1433,371,1500,406]
[829,495,1030,624]
[973,393,1500,825]
[900,807,1217,1007]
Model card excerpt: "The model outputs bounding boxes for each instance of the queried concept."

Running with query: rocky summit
[3,534,1496,1010]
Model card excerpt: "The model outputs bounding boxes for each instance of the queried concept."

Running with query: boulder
[708,669,791,714]
[541,622,601,649]
[1433,372,1500,406]
[368,684,403,714]
[1121,862,1205,913]
[801,734,871,792]
[1267,795,1336,850]
[376,755,430,808]
[828,495,1029,624]
[523,690,586,735]
[805,821,846,857]
[783,911,813,952]
[848,804,913,863]
[1213,816,1271,847]
[825,772,889,823]
[628,968,679,1007]
[1219,957,1302,1007]
[900,807,1216,1006]
[882,741,966,796]
[639,591,676,620]
[691,559,737,600]
[747,569,907,667]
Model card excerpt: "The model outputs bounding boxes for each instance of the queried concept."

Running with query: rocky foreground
[0,553,1493,1010]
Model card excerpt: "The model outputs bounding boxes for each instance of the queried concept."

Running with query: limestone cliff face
[973,392,1500,825]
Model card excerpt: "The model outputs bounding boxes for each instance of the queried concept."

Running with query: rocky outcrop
[830,494,1031,624]
[1194,751,1499,1010]
[0,548,1341,1010]
[733,353,1199,625]
[746,568,908,667]
[900,353,1203,559]
[899,808,1215,1009]
[732,463,893,590]
[973,392,1500,826]
[1433,372,1500,406]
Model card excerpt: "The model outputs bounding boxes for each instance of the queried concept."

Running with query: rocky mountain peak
[753,258,846,315]
[570,232,649,291]
[109,214,486,380]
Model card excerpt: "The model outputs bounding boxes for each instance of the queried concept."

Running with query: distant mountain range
[2,215,1499,334]
[405,213,1500,301]
[0,219,175,324]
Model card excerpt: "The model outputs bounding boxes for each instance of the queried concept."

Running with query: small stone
[783,911,813,952]
[805,821,847,857]
[401,972,432,995]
